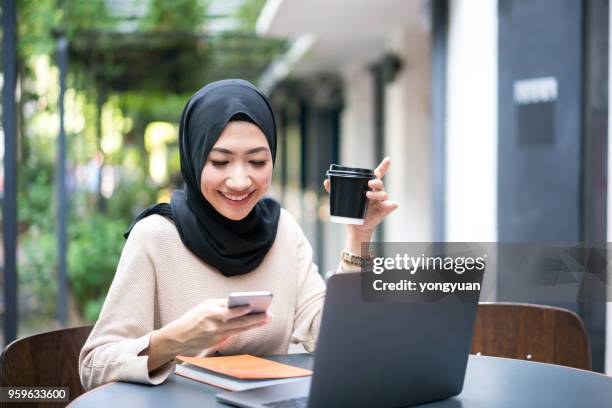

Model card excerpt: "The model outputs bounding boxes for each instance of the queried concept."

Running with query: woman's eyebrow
[211,146,270,155]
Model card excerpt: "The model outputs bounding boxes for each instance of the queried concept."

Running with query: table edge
[469,355,611,379]
[67,381,118,407]
[68,354,612,406]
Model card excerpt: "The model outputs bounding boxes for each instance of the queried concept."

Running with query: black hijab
[124,79,281,277]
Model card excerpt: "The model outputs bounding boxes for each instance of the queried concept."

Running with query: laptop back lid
[307,272,480,408]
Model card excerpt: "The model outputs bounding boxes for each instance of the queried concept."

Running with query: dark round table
[69,354,612,407]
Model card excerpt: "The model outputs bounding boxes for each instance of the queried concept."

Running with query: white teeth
[221,191,251,201]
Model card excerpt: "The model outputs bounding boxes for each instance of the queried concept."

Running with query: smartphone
[228,291,273,314]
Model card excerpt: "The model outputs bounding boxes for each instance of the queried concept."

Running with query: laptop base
[216,378,310,408]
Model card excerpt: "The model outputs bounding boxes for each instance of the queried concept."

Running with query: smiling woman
[77,79,398,392]
[202,120,273,221]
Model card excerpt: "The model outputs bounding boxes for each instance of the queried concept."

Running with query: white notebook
[175,363,307,391]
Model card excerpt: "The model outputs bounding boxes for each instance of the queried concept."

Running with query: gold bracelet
[341,249,374,267]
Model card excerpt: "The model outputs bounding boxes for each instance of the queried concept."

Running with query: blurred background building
[1,0,611,375]
[256,0,609,373]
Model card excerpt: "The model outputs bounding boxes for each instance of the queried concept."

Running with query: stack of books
[175,354,312,392]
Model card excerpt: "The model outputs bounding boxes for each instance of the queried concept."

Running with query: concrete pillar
[445,0,498,242]
[384,26,432,242]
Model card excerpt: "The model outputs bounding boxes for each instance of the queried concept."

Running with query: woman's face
[200,121,273,220]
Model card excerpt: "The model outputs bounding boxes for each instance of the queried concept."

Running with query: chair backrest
[0,325,93,403]
[471,303,591,370]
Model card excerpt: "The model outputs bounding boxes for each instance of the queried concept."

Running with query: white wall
[340,65,377,170]
[445,0,497,242]
[384,26,432,242]
[445,0,497,300]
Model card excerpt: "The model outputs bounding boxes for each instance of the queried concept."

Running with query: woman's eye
[250,160,267,167]
[211,160,229,167]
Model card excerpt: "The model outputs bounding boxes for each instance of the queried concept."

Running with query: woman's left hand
[324,157,399,236]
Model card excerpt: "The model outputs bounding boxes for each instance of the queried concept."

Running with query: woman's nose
[226,166,252,191]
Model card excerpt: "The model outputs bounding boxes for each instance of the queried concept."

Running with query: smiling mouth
[218,190,255,203]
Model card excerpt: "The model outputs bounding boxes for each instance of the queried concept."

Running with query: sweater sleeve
[78,218,176,391]
[289,224,327,353]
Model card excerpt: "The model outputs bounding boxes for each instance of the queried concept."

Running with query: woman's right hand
[143,298,271,373]
[165,298,272,354]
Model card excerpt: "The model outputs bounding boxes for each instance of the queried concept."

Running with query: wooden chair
[0,325,93,406]
[471,303,591,370]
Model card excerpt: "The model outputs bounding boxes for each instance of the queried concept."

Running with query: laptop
[217,272,481,408]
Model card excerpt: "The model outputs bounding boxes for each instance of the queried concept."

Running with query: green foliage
[17,0,62,57]
[60,0,115,35]
[67,213,127,322]
[14,0,288,326]
[17,0,116,58]
[83,297,107,323]
[234,0,267,31]
[18,230,58,322]
[140,0,209,31]
[17,164,55,231]
[118,92,188,124]
[17,160,161,323]
[106,177,159,225]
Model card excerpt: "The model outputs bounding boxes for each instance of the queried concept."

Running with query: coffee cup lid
[326,164,376,178]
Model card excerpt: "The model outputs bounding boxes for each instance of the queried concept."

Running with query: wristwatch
[341,249,374,268]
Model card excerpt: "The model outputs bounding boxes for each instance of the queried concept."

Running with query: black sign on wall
[514,76,557,147]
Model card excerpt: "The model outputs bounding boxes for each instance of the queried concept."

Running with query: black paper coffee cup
[326,164,376,225]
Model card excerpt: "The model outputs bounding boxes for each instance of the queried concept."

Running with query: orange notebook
[175,354,312,379]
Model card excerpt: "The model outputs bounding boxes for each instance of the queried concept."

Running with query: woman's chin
[206,189,260,220]
[223,212,248,221]
[218,204,258,221]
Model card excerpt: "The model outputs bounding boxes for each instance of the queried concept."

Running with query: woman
[78,79,398,391]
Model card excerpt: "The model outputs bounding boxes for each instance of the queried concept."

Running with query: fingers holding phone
[220,311,272,336]
[218,291,274,336]
[169,296,272,352]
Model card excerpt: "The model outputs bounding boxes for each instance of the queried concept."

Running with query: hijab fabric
[124,79,281,277]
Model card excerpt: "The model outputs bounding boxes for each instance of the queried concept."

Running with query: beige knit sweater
[78,209,342,391]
